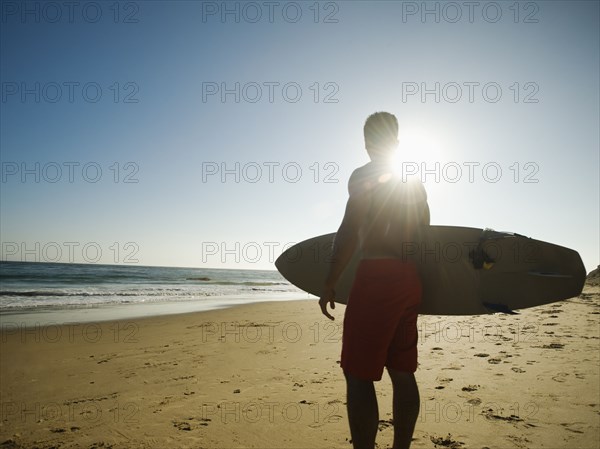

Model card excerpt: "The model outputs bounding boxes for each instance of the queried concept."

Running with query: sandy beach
[1,283,598,449]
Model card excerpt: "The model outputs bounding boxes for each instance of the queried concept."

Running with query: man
[319,112,430,449]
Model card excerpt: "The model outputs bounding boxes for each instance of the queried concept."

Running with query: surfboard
[275,226,586,315]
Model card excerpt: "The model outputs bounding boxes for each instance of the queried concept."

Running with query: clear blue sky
[1,1,598,272]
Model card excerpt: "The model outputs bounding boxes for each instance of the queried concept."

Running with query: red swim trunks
[341,259,422,381]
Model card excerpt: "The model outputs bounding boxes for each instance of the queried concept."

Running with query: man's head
[363,112,399,160]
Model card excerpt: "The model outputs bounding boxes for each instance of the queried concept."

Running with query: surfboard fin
[482,302,519,315]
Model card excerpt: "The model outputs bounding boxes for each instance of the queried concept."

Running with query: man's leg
[345,371,379,449]
[388,368,420,449]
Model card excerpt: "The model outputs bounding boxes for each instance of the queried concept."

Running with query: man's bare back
[348,161,430,260]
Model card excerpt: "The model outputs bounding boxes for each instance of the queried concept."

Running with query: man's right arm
[318,168,370,320]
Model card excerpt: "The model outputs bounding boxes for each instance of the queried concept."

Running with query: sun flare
[390,127,445,178]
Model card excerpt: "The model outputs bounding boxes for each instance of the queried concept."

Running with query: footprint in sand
[482,408,523,423]
[541,309,563,314]
[158,396,173,406]
[173,420,192,431]
[378,419,393,431]
[435,377,453,389]
[430,433,464,448]
[441,364,463,371]
[461,385,479,392]
[511,367,526,373]
[198,418,211,427]
[506,434,532,447]
[560,422,585,434]
[551,372,569,383]
[172,375,195,381]
[541,343,565,349]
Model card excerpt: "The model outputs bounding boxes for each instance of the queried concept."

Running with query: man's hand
[319,285,336,320]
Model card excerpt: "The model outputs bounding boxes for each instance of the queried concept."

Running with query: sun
[390,127,444,179]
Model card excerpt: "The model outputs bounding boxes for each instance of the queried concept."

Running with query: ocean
[0,261,307,324]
